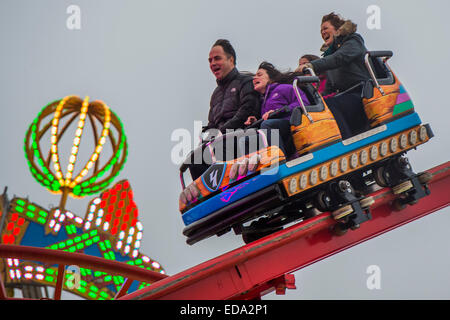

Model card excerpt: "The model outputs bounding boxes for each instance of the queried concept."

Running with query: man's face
[209,45,234,80]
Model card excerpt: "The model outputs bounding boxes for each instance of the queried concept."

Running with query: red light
[120,191,127,199]
[13,227,21,236]
[123,214,129,222]
[107,205,114,213]
[133,209,139,218]
[111,227,118,235]
[125,205,132,214]
[102,191,110,200]
[105,214,112,222]
[7,222,14,231]
[115,209,122,218]
[18,218,25,226]
[118,200,124,209]
[100,200,106,209]
[123,181,130,189]
[116,183,122,191]
[11,213,18,222]
[128,190,133,199]
[131,219,137,227]
[110,195,117,204]
[120,223,127,231]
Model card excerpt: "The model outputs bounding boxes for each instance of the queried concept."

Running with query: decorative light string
[65,96,90,186]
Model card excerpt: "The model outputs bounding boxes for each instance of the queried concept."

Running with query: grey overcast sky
[1,0,449,299]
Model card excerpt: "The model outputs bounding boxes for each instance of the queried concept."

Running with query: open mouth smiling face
[321,21,337,46]
[253,69,269,94]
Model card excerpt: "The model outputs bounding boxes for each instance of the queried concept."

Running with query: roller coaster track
[1,161,449,300]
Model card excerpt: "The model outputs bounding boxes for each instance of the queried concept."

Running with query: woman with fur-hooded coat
[299,12,371,138]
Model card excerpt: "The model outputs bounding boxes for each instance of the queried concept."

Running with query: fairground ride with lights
[0,50,449,300]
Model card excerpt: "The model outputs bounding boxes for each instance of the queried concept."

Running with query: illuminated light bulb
[75,217,83,224]
[309,169,318,185]
[350,153,358,169]
[84,222,91,230]
[99,137,106,145]
[7,258,13,267]
[66,211,74,219]
[36,274,44,281]
[319,166,328,181]
[116,241,122,249]
[98,209,104,217]
[93,198,101,205]
[370,146,378,161]
[25,266,34,272]
[136,222,143,231]
[25,273,33,280]
[54,224,61,232]
[136,232,143,240]
[119,231,125,240]
[69,155,76,164]
[16,270,22,279]
[129,227,135,236]
[78,120,85,128]
[134,241,141,248]
[86,161,94,170]
[51,145,58,154]
[49,219,56,228]
[132,250,138,258]
[51,127,58,135]
[360,150,368,165]
[299,174,308,190]
[340,157,348,172]
[75,128,83,137]
[80,113,86,120]
[95,145,103,154]
[390,138,398,153]
[330,161,338,177]
[126,236,133,244]
[51,136,57,144]
[152,262,160,269]
[399,134,407,149]
[103,222,109,231]
[9,270,15,279]
[289,178,297,193]
[74,137,81,146]
[409,130,417,145]
[124,246,130,254]
[36,266,44,273]
[419,126,427,141]
[142,256,150,263]
[89,205,96,212]
[91,153,99,161]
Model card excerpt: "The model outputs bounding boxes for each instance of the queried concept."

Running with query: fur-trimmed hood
[320,20,358,52]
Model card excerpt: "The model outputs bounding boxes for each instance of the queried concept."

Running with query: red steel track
[1,161,449,300]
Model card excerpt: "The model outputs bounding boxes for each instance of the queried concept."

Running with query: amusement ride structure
[1,59,449,300]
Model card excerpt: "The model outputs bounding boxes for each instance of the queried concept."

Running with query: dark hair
[321,12,345,30]
[213,39,237,65]
[257,61,282,82]
[300,54,320,62]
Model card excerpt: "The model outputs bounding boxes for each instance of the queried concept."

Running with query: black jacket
[208,68,260,132]
[311,21,371,95]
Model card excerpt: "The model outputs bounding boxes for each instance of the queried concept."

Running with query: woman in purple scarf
[245,62,310,158]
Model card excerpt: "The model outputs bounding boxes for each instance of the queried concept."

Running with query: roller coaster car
[178,51,434,245]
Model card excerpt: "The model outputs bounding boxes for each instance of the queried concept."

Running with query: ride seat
[362,51,414,127]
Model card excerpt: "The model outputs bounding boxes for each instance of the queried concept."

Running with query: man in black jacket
[207,39,260,133]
